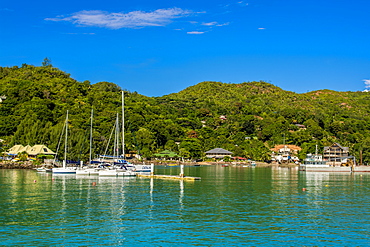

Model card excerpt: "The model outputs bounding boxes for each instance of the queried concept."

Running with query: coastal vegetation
[1,61,370,163]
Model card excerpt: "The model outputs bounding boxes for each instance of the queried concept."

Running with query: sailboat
[98,92,136,176]
[52,111,77,174]
[98,91,150,176]
[76,109,101,175]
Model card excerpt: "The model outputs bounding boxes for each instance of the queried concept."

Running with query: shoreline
[0,160,295,169]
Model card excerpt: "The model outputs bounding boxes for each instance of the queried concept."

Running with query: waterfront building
[270,144,301,163]
[205,148,233,159]
[7,144,56,158]
[323,143,349,164]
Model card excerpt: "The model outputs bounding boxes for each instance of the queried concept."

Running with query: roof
[270,145,302,152]
[7,145,24,155]
[7,144,56,155]
[205,148,232,154]
[232,156,247,160]
[28,145,56,155]
[20,145,33,153]
[324,143,349,152]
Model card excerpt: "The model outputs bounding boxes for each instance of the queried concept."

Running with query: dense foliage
[1,62,370,163]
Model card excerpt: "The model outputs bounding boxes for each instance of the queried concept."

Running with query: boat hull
[99,169,136,176]
[52,167,77,174]
[300,165,370,172]
[35,167,52,172]
[76,168,100,175]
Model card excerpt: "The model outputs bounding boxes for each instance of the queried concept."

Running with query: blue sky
[1,0,370,96]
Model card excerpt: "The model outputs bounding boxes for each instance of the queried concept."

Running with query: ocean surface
[0,166,369,246]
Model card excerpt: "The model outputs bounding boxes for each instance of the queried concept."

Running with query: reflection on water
[179,179,184,209]
[0,168,370,246]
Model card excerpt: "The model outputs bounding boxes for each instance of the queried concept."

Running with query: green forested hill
[1,63,370,163]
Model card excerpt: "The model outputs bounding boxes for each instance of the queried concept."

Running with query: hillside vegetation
[1,62,370,163]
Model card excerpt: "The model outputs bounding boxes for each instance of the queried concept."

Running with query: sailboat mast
[121,91,125,158]
[115,113,119,158]
[64,110,68,167]
[89,108,93,164]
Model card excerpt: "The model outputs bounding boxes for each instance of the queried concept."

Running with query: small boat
[222,164,229,167]
[35,166,52,172]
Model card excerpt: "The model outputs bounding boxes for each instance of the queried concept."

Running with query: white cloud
[258,27,266,30]
[202,22,218,26]
[237,1,249,6]
[202,22,229,27]
[364,79,370,88]
[45,8,191,29]
[187,31,205,34]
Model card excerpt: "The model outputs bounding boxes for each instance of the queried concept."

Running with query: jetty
[137,164,201,180]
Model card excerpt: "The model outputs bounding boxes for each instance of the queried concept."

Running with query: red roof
[232,157,247,160]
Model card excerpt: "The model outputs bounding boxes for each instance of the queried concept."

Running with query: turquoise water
[0,166,370,246]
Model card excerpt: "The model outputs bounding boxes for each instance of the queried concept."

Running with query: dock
[138,164,201,180]
[137,174,201,180]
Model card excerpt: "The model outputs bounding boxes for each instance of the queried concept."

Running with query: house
[205,148,232,159]
[323,143,349,164]
[270,145,301,163]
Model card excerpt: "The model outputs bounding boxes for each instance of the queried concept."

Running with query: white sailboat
[98,91,150,176]
[76,109,101,175]
[98,92,136,176]
[98,116,136,176]
[52,111,77,174]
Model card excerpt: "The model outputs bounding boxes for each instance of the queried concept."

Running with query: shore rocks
[0,162,35,169]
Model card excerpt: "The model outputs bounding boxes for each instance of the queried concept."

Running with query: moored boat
[76,167,101,175]
[98,165,136,176]
[52,111,77,174]
[35,166,52,172]
[299,152,358,172]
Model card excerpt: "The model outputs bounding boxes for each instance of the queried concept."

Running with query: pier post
[180,164,184,177]
[150,163,154,176]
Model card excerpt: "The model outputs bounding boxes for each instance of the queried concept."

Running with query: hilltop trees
[1,63,370,162]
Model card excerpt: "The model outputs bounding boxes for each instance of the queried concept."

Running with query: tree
[18,151,28,161]
[179,138,202,159]
[42,57,52,67]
